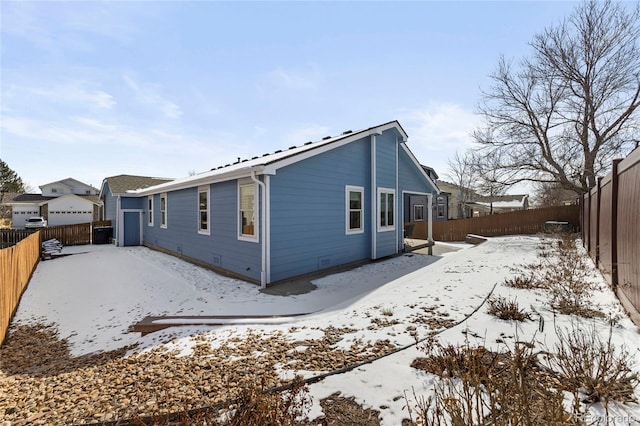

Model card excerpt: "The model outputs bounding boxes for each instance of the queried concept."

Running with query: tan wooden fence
[582,147,640,317]
[406,205,580,242]
[1,232,40,345]
[0,220,111,248]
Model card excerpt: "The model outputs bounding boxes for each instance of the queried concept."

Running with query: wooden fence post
[611,159,621,289]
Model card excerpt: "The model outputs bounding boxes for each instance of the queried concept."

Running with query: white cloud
[283,124,332,146]
[4,83,115,110]
[398,103,481,178]
[265,65,323,90]
[401,103,480,152]
[123,75,182,119]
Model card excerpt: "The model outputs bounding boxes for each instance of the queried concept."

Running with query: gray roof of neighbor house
[3,193,102,205]
[421,165,439,180]
[102,175,174,195]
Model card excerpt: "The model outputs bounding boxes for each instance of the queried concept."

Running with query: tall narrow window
[198,186,210,235]
[160,193,167,228]
[414,204,424,221]
[437,196,446,218]
[239,183,256,239]
[345,186,364,234]
[378,188,395,231]
[147,196,154,226]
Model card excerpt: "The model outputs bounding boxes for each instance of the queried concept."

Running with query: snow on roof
[135,120,407,196]
[471,194,529,209]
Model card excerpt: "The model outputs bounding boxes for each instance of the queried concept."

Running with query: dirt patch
[312,392,381,426]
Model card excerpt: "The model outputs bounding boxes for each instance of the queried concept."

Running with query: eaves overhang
[133,165,266,196]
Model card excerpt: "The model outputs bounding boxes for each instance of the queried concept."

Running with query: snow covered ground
[10,235,640,425]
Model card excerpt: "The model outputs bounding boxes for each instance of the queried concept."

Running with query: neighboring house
[405,166,448,223]
[435,180,529,218]
[101,120,440,287]
[468,194,529,216]
[2,178,102,228]
[100,175,174,245]
[436,180,474,219]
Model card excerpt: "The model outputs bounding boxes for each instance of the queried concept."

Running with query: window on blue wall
[160,193,167,228]
[198,186,210,235]
[148,196,154,226]
[239,183,257,240]
[414,204,424,221]
[378,188,395,231]
[346,186,364,234]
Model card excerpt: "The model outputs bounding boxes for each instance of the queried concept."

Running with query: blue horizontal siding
[269,137,371,282]
[144,181,262,282]
[398,146,438,195]
[375,131,400,258]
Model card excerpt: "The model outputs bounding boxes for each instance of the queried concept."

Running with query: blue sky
[1,1,579,192]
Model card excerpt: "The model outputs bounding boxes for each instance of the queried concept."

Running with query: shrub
[486,296,531,321]
[407,341,581,425]
[545,323,639,406]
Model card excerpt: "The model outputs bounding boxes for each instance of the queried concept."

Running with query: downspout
[370,134,378,260]
[395,138,400,253]
[117,195,122,247]
[427,193,434,255]
[250,172,267,288]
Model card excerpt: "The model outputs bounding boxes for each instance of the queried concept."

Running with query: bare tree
[474,150,510,214]
[446,150,478,218]
[532,182,580,207]
[474,0,640,195]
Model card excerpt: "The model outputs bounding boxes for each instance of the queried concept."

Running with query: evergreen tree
[1,159,26,204]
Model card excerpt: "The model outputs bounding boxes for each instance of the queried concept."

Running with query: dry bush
[503,274,544,290]
[126,377,311,426]
[515,233,604,318]
[222,376,311,426]
[486,296,531,322]
[407,341,581,425]
[545,323,639,407]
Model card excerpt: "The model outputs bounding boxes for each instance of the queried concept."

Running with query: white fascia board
[134,165,266,196]
[400,144,440,194]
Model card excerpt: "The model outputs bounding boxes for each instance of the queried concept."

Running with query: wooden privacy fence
[582,147,640,317]
[0,232,40,345]
[407,205,580,242]
[0,220,111,248]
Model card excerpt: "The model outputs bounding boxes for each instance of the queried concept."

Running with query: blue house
[100,121,439,287]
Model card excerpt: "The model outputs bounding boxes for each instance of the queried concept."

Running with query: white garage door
[48,210,94,226]
[12,208,40,229]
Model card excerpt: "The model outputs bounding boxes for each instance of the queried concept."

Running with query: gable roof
[40,177,99,193]
[3,193,102,205]
[471,194,529,209]
[135,120,410,196]
[101,175,174,195]
[46,193,103,205]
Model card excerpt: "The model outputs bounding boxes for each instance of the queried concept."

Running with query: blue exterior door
[123,211,141,246]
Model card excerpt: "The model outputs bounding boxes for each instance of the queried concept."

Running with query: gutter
[134,165,266,197]
[250,171,267,288]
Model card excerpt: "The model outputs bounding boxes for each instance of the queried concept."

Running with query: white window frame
[160,193,167,229]
[377,187,396,232]
[345,185,364,235]
[198,186,210,235]
[238,181,258,242]
[436,196,446,218]
[147,196,154,226]
[414,204,424,222]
